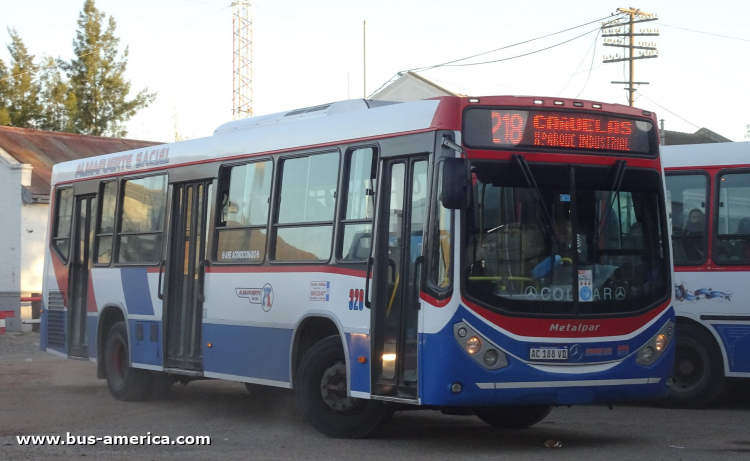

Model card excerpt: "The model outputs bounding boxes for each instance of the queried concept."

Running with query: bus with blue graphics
[41,96,675,438]
[663,141,750,408]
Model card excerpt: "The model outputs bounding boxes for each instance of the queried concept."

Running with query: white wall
[21,202,49,295]
[0,151,24,297]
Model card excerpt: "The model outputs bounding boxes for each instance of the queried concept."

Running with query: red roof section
[0,126,161,195]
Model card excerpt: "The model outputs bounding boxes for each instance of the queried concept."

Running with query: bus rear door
[68,193,97,358]
[163,180,213,372]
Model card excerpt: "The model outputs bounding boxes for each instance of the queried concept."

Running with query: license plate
[529,347,568,360]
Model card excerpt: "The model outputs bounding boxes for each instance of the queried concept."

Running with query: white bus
[41,96,675,438]
[663,141,750,407]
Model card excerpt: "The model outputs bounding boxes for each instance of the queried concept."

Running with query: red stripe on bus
[50,252,68,307]
[420,291,451,307]
[207,265,367,278]
[460,296,671,338]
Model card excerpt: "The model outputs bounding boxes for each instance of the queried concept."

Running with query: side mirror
[441,158,468,209]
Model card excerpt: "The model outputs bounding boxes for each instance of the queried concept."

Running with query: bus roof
[50,98,442,187]
[50,95,655,188]
[661,141,750,169]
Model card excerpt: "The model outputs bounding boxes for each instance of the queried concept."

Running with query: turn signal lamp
[655,334,667,351]
[466,337,482,354]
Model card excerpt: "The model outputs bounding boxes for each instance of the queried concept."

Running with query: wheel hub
[320,360,356,412]
[673,346,703,392]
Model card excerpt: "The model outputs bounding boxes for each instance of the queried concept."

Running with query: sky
[2,0,749,142]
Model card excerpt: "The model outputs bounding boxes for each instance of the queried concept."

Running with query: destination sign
[463,108,656,155]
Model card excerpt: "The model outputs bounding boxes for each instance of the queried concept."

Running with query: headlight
[453,322,508,370]
[655,334,667,351]
[483,349,499,366]
[636,320,674,366]
[641,346,655,363]
[466,336,482,354]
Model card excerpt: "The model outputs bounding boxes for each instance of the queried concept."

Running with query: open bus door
[370,157,429,400]
[68,194,97,358]
[162,180,213,372]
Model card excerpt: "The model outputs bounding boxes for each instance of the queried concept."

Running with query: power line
[638,94,700,130]
[442,28,599,68]
[660,23,750,43]
[557,29,599,96]
[368,13,624,97]
[575,30,601,98]
[409,13,622,72]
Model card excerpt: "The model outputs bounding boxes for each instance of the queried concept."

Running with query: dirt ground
[1,332,749,460]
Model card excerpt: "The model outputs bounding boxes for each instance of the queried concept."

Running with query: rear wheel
[473,405,553,428]
[296,336,392,438]
[665,324,726,408]
[104,321,151,401]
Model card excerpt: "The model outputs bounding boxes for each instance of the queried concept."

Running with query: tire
[104,321,152,401]
[665,323,726,409]
[150,372,174,400]
[296,336,393,438]
[473,405,553,428]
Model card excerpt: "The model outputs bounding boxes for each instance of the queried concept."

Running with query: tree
[61,0,155,137]
[0,59,10,125]
[38,57,77,132]
[0,28,42,128]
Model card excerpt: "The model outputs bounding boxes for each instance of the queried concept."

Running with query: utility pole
[363,20,367,99]
[233,1,253,119]
[601,8,659,106]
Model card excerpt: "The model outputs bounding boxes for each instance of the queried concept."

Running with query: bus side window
[339,147,377,261]
[95,181,117,265]
[429,162,452,289]
[274,152,340,261]
[215,160,273,263]
[665,173,707,266]
[52,187,75,261]
[715,171,750,264]
[117,175,168,264]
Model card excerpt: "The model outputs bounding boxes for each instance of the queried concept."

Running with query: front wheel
[296,336,392,438]
[665,324,726,408]
[473,405,553,428]
[104,321,151,401]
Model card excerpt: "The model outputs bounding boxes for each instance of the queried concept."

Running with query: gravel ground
[1,332,749,460]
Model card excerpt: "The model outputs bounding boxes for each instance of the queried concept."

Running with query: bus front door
[68,194,97,358]
[164,181,212,372]
[371,157,429,399]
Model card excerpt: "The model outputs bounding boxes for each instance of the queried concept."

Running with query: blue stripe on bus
[120,268,154,316]
[87,315,98,360]
[346,333,370,393]
[129,319,162,366]
[712,323,750,373]
[202,323,293,383]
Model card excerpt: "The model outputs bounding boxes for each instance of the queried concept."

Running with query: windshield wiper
[594,160,627,245]
[513,154,558,246]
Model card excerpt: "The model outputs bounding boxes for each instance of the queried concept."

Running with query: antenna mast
[233,1,253,119]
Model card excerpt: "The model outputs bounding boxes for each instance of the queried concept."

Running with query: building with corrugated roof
[0,126,160,330]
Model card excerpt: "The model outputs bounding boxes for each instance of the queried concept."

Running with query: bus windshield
[464,160,669,316]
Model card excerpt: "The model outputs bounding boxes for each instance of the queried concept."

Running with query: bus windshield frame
[462,159,671,319]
